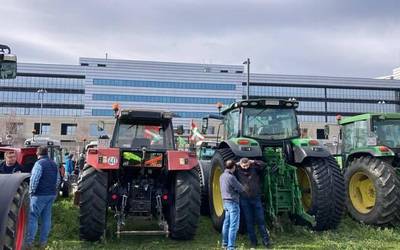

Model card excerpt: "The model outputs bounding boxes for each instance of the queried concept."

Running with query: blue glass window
[92,79,236,90]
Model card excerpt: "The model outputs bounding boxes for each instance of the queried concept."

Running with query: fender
[293,145,331,163]
[86,148,120,170]
[348,146,395,158]
[0,173,30,248]
[167,150,198,171]
[218,138,262,158]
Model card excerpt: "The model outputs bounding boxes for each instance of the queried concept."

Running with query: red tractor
[78,107,201,241]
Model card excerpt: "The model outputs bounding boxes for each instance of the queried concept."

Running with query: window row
[297,101,325,112]
[297,115,326,122]
[32,123,78,136]
[251,86,325,98]
[93,78,236,91]
[0,91,84,105]
[327,102,397,113]
[326,88,396,100]
[0,76,85,89]
[92,94,236,105]
[0,107,83,116]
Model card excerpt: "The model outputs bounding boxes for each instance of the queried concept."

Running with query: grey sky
[2,0,400,77]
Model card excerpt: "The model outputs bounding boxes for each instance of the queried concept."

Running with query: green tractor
[201,99,345,231]
[336,113,400,225]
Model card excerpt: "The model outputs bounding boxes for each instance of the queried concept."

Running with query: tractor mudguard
[167,151,198,171]
[86,148,120,170]
[219,140,262,158]
[293,145,331,163]
[0,173,30,247]
[348,147,395,158]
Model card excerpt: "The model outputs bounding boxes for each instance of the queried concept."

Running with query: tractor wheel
[297,156,345,231]
[209,148,235,231]
[170,169,201,240]
[78,165,108,241]
[198,160,212,215]
[4,182,29,250]
[344,156,400,225]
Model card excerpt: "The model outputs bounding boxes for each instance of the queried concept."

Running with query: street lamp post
[243,58,250,100]
[378,100,386,113]
[37,88,47,135]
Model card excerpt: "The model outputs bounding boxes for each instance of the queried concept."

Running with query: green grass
[45,198,400,250]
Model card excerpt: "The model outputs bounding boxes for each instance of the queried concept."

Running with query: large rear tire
[170,169,201,240]
[198,160,212,215]
[209,148,235,231]
[297,156,345,231]
[4,182,29,250]
[78,165,108,241]
[344,156,400,225]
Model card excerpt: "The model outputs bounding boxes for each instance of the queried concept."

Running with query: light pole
[37,88,47,135]
[243,58,250,100]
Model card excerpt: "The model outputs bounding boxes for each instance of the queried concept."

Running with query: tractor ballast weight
[337,113,400,226]
[78,108,201,241]
[201,99,345,231]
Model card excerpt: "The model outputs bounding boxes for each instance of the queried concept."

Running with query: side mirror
[0,45,17,79]
[176,125,184,135]
[201,118,209,134]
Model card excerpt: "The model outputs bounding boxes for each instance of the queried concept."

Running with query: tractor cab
[338,113,400,165]
[221,99,300,144]
[110,109,175,168]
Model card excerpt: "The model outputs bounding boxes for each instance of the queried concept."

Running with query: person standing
[0,151,22,173]
[64,153,73,177]
[220,159,246,250]
[236,158,270,248]
[26,146,60,249]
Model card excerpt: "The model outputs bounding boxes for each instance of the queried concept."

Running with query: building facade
[1,57,400,148]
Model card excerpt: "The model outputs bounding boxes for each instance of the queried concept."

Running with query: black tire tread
[170,169,201,240]
[344,156,400,226]
[299,156,345,231]
[4,181,29,250]
[78,164,108,241]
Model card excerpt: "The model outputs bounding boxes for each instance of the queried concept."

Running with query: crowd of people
[220,157,271,250]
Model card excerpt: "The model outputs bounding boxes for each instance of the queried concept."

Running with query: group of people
[220,157,271,250]
[0,147,60,249]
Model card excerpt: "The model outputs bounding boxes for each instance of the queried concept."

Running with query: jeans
[222,200,240,250]
[240,196,270,245]
[26,195,56,245]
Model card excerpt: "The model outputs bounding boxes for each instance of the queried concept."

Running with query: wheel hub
[349,171,376,214]
[212,165,223,217]
[298,168,312,211]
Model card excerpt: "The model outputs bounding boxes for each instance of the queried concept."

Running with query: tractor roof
[222,99,299,115]
[119,109,173,122]
[24,137,61,147]
[340,113,400,125]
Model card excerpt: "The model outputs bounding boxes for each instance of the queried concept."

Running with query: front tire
[344,156,400,225]
[78,165,108,241]
[297,157,345,231]
[198,160,212,215]
[4,182,29,250]
[209,148,235,231]
[170,169,201,240]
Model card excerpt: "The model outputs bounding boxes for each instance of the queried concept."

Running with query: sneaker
[262,238,272,248]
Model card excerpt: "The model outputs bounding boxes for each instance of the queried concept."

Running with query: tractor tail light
[379,146,390,152]
[309,139,319,146]
[162,194,168,201]
[238,139,249,145]
[111,194,118,200]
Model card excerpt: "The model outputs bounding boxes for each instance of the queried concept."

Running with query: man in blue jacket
[26,146,60,249]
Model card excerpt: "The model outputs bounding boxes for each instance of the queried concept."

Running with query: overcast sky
[2,0,400,77]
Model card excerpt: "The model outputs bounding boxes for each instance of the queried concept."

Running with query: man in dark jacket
[26,146,60,249]
[236,157,270,247]
[0,151,22,174]
[220,159,246,250]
